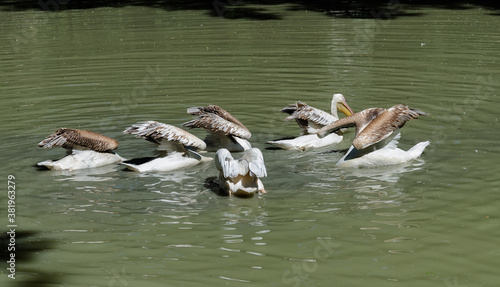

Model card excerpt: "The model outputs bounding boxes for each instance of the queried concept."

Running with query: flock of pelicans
[37,94,430,197]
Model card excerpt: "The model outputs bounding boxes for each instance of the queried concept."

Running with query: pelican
[212,148,267,197]
[318,104,429,168]
[183,105,252,152]
[122,121,212,172]
[37,128,125,170]
[267,93,354,150]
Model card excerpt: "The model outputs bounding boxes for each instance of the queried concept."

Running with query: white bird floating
[122,121,212,172]
[268,93,354,151]
[318,104,430,168]
[37,128,125,171]
[212,148,267,197]
[183,105,252,152]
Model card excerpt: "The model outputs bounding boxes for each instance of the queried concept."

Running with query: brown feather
[282,102,336,126]
[185,105,251,139]
[38,128,118,152]
[123,121,206,150]
[353,105,426,149]
[183,113,251,139]
[187,105,248,130]
[318,105,426,149]
[318,108,384,138]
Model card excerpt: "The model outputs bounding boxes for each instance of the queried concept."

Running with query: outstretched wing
[317,107,385,138]
[38,128,118,152]
[187,105,249,131]
[282,102,336,127]
[353,105,427,150]
[124,121,206,151]
[183,113,252,139]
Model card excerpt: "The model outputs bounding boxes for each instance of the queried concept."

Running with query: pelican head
[331,93,354,118]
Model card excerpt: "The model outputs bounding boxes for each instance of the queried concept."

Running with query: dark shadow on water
[204,176,229,196]
[15,274,67,287]
[33,163,50,171]
[0,0,499,19]
[265,146,285,151]
[1,230,61,287]
[319,147,349,154]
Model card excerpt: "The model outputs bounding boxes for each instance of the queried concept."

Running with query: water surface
[1,3,499,287]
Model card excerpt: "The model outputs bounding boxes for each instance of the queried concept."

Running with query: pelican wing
[38,128,118,152]
[353,105,427,150]
[124,121,206,150]
[187,105,248,130]
[241,148,267,178]
[282,102,336,127]
[215,148,243,178]
[183,113,251,139]
[318,108,385,138]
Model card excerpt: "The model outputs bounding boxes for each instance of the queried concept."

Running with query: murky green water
[1,3,499,287]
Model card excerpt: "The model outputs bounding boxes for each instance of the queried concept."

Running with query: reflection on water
[44,164,123,182]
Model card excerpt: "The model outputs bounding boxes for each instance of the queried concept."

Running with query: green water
[1,3,499,287]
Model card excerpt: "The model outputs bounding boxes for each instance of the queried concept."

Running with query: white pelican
[183,105,252,152]
[212,148,267,197]
[122,121,212,172]
[267,93,354,150]
[37,128,125,170]
[318,104,429,168]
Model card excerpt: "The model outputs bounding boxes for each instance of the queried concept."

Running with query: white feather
[268,133,344,151]
[123,121,211,172]
[214,148,267,197]
[37,149,125,171]
[337,134,430,168]
[121,152,211,173]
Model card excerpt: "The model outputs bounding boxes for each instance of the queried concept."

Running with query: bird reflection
[37,164,121,182]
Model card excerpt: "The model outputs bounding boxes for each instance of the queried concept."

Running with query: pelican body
[318,104,429,167]
[37,128,124,170]
[213,148,267,197]
[268,93,354,150]
[183,105,252,152]
[122,121,211,172]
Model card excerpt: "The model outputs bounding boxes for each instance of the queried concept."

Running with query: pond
[1,2,499,287]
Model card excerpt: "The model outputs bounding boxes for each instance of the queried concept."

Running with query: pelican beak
[260,189,267,194]
[337,100,354,116]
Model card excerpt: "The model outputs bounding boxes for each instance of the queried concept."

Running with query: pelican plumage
[318,104,429,167]
[268,93,354,150]
[183,105,252,152]
[37,128,125,170]
[122,121,211,172]
[212,148,267,197]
